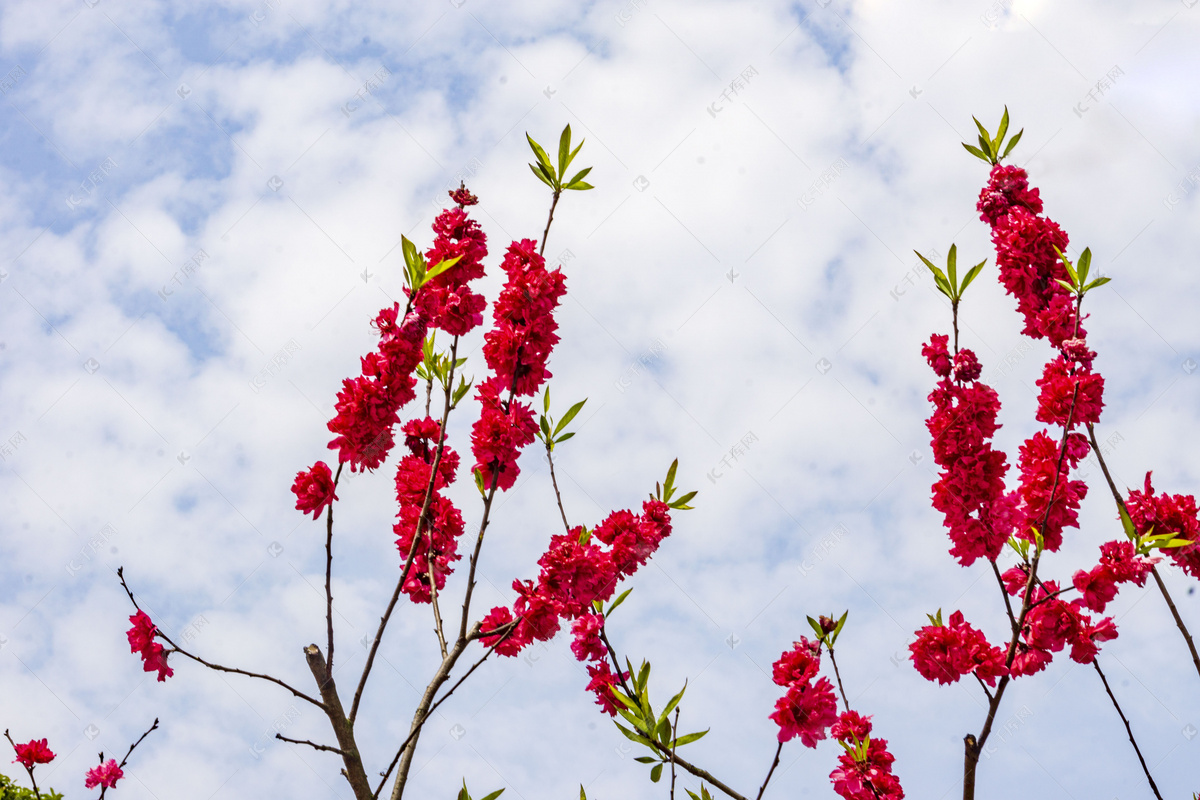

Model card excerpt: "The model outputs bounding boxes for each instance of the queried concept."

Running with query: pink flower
[585,662,627,716]
[769,677,839,747]
[479,607,527,657]
[291,461,338,519]
[921,334,952,378]
[772,638,821,687]
[830,737,905,800]
[12,738,55,769]
[1126,473,1200,578]
[85,758,124,790]
[1035,356,1104,428]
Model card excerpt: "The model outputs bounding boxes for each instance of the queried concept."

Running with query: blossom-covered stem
[116,568,326,709]
[990,560,1018,636]
[827,646,850,710]
[539,189,561,257]
[350,337,463,724]
[1092,659,1164,799]
[375,622,511,799]
[1084,422,1200,679]
[427,540,449,658]
[96,718,159,800]
[3,729,43,800]
[546,443,572,534]
[598,629,749,800]
[325,462,344,680]
[754,741,784,800]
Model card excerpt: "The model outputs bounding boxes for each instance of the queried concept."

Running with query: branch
[275,733,346,756]
[305,645,373,800]
[1092,659,1163,800]
[754,740,784,800]
[827,646,850,711]
[4,729,44,800]
[97,718,160,800]
[546,442,573,534]
[117,568,326,710]
[325,462,344,679]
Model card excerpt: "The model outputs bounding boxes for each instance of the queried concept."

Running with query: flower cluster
[85,758,124,790]
[393,417,465,603]
[1125,472,1200,578]
[478,500,673,714]
[471,239,567,490]
[997,569,1119,674]
[769,638,839,747]
[11,738,55,769]
[829,711,904,800]
[1071,540,1156,612]
[923,335,1013,566]
[977,164,1080,346]
[415,203,488,336]
[291,460,338,520]
[909,610,1007,687]
[127,609,173,681]
[327,303,428,472]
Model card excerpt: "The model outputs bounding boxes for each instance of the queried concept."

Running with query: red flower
[772,638,821,687]
[12,738,55,769]
[469,378,538,492]
[570,614,607,662]
[291,461,338,520]
[85,758,124,790]
[769,676,839,747]
[922,334,952,378]
[585,662,628,716]
[127,610,173,681]
[909,610,1007,686]
[830,736,905,800]
[1126,473,1200,578]
[1035,356,1104,428]
[479,607,526,657]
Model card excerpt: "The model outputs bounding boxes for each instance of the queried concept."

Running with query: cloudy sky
[2,0,1199,797]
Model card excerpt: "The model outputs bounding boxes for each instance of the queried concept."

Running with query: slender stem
[116,568,326,709]
[539,190,561,256]
[275,733,345,756]
[427,538,449,658]
[755,741,784,800]
[305,646,373,800]
[1150,566,1200,679]
[325,463,344,679]
[1092,659,1163,800]
[827,646,850,710]
[97,718,160,799]
[1085,422,1200,680]
[599,629,748,800]
[546,442,572,534]
[990,560,1018,636]
[669,707,680,800]
[5,729,43,800]
[350,337,461,725]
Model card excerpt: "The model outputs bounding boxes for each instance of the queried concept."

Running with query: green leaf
[670,729,709,747]
[567,138,585,170]
[947,243,958,288]
[554,398,588,435]
[1001,128,1024,160]
[473,467,487,497]
[539,415,551,438]
[1054,278,1077,294]
[580,786,587,800]
[833,609,848,644]
[565,166,593,187]
[618,706,647,731]
[977,133,994,162]
[459,780,470,800]
[1084,276,1111,291]
[664,459,679,496]
[529,162,555,188]
[614,689,642,714]
[996,106,1010,150]
[960,260,986,295]
[554,431,576,445]
[527,132,556,182]
[650,764,664,783]
[687,792,702,800]
[972,116,991,147]
[480,791,505,800]
[1118,503,1138,541]
[669,489,697,510]
[558,124,572,181]
[962,142,989,162]
[636,660,651,694]
[807,615,825,640]
[656,716,672,746]
[544,386,551,413]
[1077,247,1092,286]
[615,721,654,748]
[606,587,633,617]
[422,254,463,286]
[566,180,594,191]
[634,756,657,764]
[658,681,687,729]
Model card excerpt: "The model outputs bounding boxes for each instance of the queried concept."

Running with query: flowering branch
[4,730,47,800]
[324,462,344,680]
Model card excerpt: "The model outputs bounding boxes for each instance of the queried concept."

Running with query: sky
[1,0,1199,798]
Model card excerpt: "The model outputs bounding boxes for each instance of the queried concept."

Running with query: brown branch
[117,567,326,709]
[827,646,850,711]
[325,462,344,679]
[275,733,346,756]
[546,442,572,534]
[305,645,372,800]
[754,741,784,800]
[96,718,160,799]
[990,560,1018,636]
[539,190,561,257]
[1092,658,1163,800]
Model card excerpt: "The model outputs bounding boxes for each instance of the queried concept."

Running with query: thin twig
[96,718,160,799]
[990,560,1018,636]
[539,190,561,256]
[546,442,572,534]
[1092,659,1163,800]
[325,462,344,679]
[275,733,346,756]
[670,707,680,800]
[754,741,784,800]
[827,646,850,710]
[116,568,325,709]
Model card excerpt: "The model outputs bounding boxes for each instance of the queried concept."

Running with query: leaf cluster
[0,774,63,800]
[400,236,462,293]
[962,106,1024,165]
[610,660,708,783]
[537,387,587,452]
[1052,246,1110,297]
[916,244,984,306]
[655,459,697,511]
[528,125,593,192]
[415,332,472,409]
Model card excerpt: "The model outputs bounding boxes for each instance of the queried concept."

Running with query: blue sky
[2,1,1200,798]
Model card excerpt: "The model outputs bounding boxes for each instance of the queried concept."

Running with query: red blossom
[1126,473,1200,578]
[772,638,821,687]
[291,461,338,520]
[127,610,173,681]
[570,614,607,662]
[585,662,628,716]
[909,610,1007,686]
[769,676,839,747]
[1035,356,1104,428]
[85,758,124,790]
[11,738,55,769]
